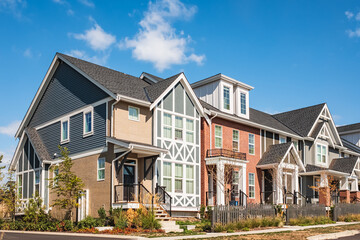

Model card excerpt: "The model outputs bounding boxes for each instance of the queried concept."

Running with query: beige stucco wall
[113,101,152,144]
[49,144,115,219]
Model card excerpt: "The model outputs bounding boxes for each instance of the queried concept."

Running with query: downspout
[111,146,133,207]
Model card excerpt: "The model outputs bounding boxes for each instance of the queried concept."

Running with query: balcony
[206,149,246,161]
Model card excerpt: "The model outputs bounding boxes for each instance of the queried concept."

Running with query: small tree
[2,170,16,220]
[49,146,84,222]
[207,164,236,204]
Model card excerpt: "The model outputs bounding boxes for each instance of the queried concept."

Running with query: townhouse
[9,53,360,222]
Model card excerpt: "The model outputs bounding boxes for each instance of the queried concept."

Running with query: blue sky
[0,0,360,165]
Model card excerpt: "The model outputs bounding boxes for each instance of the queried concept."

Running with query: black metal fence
[333,203,360,221]
[286,204,326,224]
[211,204,276,227]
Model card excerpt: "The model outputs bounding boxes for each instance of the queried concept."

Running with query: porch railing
[114,184,154,206]
[206,149,246,161]
[155,184,172,217]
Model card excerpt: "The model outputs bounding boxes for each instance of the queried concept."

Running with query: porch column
[340,177,350,203]
[240,164,247,205]
[216,162,225,205]
[293,167,299,204]
[276,166,283,204]
[350,178,360,202]
[319,173,330,206]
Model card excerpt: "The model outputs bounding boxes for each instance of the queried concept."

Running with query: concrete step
[160,220,182,233]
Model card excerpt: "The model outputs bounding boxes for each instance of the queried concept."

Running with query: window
[232,171,239,185]
[175,164,183,192]
[249,173,255,198]
[316,144,327,164]
[17,175,22,198]
[223,86,230,110]
[280,137,286,144]
[61,119,69,143]
[163,162,172,192]
[186,119,194,143]
[97,158,105,181]
[163,113,172,139]
[232,130,239,151]
[128,106,140,121]
[186,165,194,194]
[240,92,246,115]
[215,125,222,148]
[83,110,93,136]
[293,141,298,150]
[35,170,40,195]
[249,133,255,155]
[175,116,183,140]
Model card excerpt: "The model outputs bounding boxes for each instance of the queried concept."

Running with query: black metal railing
[114,183,153,206]
[239,189,248,207]
[155,184,172,217]
[206,149,246,161]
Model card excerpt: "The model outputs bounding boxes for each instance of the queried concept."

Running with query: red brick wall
[200,117,262,205]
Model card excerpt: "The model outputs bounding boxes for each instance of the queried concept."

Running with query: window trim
[128,106,140,121]
[214,125,222,148]
[97,158,106,181]
[221,82,233,113]
[186,165,194,194]
[175,116,183,141]
[223,86,230,111]
[83,107,94,137]
[60,117,70,144]
[186,119,194,143]
[316,143,328,165]
[248,173,255,199]
[249,133,255,155]
[279,136,286,144]
[162,162,172,192]
[175,163,183,193]
[232,130,239,152]
[240,92,247,115]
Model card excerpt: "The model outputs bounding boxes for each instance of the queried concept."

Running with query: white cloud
[53,0,65,4]
[121,0,205,72]
[346,28,360,38]
[78,0,94,8]
[0,0,27,19]
[66,49,109,65]
[345,11,354,19]
[356,12,360,21]
[72,22,116,51]
[0,120,21,137]
[23,48,32,58]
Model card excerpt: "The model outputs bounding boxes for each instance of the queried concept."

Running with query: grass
[288,216,335,226]
[187,223,360,240]
[338,214,360,222]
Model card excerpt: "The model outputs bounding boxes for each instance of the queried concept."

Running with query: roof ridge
[273,103,326,116]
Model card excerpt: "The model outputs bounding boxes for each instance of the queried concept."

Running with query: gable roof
[200,100,299,137]
[142,72,165,82]
[145,73,183,102]
[329,157,358,174]
[272,103,326,137]
[24,127,51,161]
[337,123,360,134]
[257,142,293,166]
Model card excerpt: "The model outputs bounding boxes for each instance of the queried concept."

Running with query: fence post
[285,206,290,225]
[211,206,216,230]
[333,204,337,222]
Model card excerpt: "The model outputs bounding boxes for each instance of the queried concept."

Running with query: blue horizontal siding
[38,103,106,156]
[29,62,109,127]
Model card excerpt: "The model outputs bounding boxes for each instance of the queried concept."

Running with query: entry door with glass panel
[123,160,136,201]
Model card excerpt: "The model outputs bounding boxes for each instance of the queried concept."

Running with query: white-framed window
[186,119,194,143]
[83,108,93,136]
[223,86,230,110]
[186,165,194,194]
[17,174,22,198]
[175,116,183,140]
[249,173,255,198]
[163,162,172,192]
[240,92,246,115]
[163,113,172,139]
[215,125,222,148]
[97,158,105,181]
[61,118,69,143]
[175,164,183,192]
[232,170,239,185]
[280,136,286,144]
[293,141,298,150]
[249,133,255,155]
[233,130,239,151]
[316,144,327,164]
[35,170,40,195]
[128,106,140,121]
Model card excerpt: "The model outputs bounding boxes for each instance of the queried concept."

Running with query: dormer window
[240,92,246,115]
[223,86,230,110]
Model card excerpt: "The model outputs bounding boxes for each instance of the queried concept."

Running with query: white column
[209,172,214,205]
[276,166,283,204]
[216,162,225,205]
[340,176,349,190]
[294,167,299,193]
[353,178,359,191]
[320,172,328,187]
[241,164,247,205]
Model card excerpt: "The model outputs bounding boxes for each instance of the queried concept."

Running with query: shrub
[196,220,211,232]
[115,210,128,230]
[140,210,161,230]
[214,217,283,232]
[98,207,107,220]
[77,216,101,229]
[289,216,334,226]
[200,205,206,219]
[126,208,139,228]
[214,223,225,232]
[338,214,360,222]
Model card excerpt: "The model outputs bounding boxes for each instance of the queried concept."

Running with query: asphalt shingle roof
[305,164,328,172]
[58,53,151,101]
[257,142,293,166]
[199,100,298,136]
[337,123,360,133]
[273,103,326,137]
[143,72,165,82]
[341,138,360,154]
[25,127,51,161]
[329,157,358,174]
[145,73,182,102]
[310,121,325,139]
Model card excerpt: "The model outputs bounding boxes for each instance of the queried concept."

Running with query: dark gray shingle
[145,73,182,102]
[25,128,51,161]
[341,138,360,154]
[329,157,358,174]
[337,123,360,133]
[257,142,292,166]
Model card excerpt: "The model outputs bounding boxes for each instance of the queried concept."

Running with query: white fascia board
[106,137,167,155]
[256,163,278,169]
[139,72,158,83]
[15,55,60,139]
[338,129,360,135]
[191,73,254,91]
[300,170,349,177]
[116,94,151,107]
[9,131,26,170]
[210,110,302,140]
[279,143,306,172]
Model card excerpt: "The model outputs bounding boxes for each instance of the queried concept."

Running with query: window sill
[97,179,105,182]
[83,132,94,138]
[60,139,69,145]
[128,118,140,122]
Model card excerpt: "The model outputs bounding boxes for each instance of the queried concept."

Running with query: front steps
[153,205,182,233]
[154,205,171,221]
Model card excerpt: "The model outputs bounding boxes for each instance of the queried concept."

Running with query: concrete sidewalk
[1,221,359,240]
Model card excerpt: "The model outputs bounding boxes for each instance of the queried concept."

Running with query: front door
[123,160,136,201]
